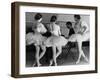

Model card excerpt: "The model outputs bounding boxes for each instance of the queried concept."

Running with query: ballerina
[73,14,89,64]
[46,15,67,66]
[26,13,47,67]
[68,31,89,64]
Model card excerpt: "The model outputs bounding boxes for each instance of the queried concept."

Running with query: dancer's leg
[49,46,62,66]
[35,45,41,67]
[39,45,46,60]
[81,33,89,62]
[56,46,62,59]
[52,46,57,66]
[76,41,82,64]
[81,49,88,62]
[76,41,88,64]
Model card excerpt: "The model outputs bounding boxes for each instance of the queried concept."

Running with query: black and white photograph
[26,12,90,67]
[11,2,97,78]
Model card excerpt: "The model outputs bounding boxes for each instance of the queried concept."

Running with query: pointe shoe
[85,58,89,63]
[37,63,42,67]
[54,63,57,66]
[49,60,53,66]
[76,60,80,64]
[33,63,36,67]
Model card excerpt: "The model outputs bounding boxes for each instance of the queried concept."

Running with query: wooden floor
[26,45,89,67]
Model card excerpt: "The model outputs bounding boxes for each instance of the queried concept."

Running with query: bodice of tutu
[35,23,47,34]
[74,21,89,34]
[50,24,61,36]
[74,21,81,34]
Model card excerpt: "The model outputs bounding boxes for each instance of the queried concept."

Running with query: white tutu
[44,35,68,47]
[26,32,46,45]
[68,31,90,42]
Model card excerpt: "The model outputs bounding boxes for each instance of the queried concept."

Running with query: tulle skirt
[26,32,67,47]
[26,32,46,46]
[44,35,68,47]
[68,31,90,42]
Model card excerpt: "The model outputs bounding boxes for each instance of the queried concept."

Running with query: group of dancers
[26,13,89,67]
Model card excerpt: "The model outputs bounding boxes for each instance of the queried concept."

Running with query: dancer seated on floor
[66,21,75,51]
[65,21,78,60]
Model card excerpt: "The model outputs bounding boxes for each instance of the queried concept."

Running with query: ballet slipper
[75,60,80,64]
[37,63,42,67]
[54,63,57,66]
[85,57,89,63]
[49,59,53,66]
[33,62,36,67]
[33,62,42,67]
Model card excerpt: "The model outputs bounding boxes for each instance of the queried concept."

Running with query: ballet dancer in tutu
[73,14,89,64]
[26,13,47,67]
[45,15,67,66]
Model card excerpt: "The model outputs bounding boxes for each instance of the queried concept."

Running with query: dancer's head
[50,15,57,23]
[66,21,72,29]
[34,13,43,22]
[74,14,81,22]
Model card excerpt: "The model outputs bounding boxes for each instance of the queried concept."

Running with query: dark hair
[66,21,72,26]
[34,13,42,20]
[74,15,81,20]
[50,15,57,22]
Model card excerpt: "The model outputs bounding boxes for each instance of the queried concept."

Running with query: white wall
[0,0,100,80]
